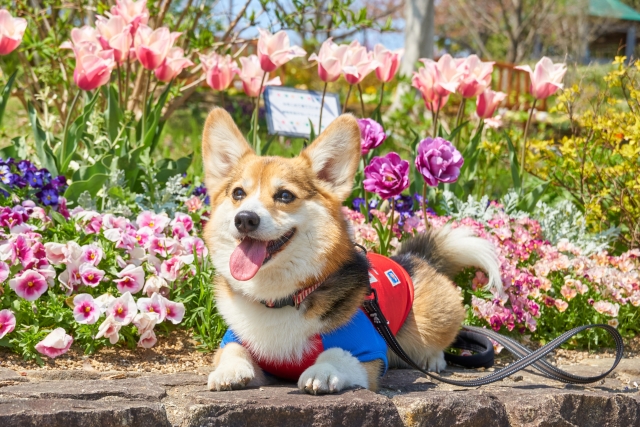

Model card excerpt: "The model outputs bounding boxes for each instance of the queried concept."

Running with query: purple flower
[17,160,35,173]
[352,198,378,212]
[0,165,15,185]
[25,171,44,188]
[415,137,464,187]
[363,152,410,199]
[358,118,386,155]
[393,194,414,214]
[50,175,67,190]
[37,186,59,206]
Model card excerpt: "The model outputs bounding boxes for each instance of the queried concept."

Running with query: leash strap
[362,289,625,387]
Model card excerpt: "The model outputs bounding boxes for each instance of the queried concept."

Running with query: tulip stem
[124,58,131,107]
[454,98,465,145]
[116,63,123,108]
[358,83,366,117]
[421,183,430,231]
[318,82,328,135]
[433,97,441,137]
[378,82,385,109]
[521,98,537,190]
[62,90,81,165]
[253,72,267,150]
[343,84,352,112]
[386,198,396,255]
[141,69,151,144]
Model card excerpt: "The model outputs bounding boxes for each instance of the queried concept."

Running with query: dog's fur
[201,108,502,394]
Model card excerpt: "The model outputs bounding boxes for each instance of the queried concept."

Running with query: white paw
[298,362,346,395]
[207,358,256,391]
[426,351,447,372]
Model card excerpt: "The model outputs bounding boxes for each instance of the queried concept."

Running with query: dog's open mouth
[229,228,296,281]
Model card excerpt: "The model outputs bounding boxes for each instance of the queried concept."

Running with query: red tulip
[154,47,193,82]
[257,28,306,72]
[515,57,567,100]
[0,9,27,56]
[373,44,403,83]
[134,25,180,71]
[200,52,238,90]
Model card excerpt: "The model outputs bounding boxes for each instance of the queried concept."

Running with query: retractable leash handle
[362,290,625,387]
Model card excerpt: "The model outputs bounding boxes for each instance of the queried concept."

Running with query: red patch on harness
[366,253,415,335]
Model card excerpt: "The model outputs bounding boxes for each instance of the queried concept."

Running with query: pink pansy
[0,261,9,282]
[171,212,194,232]
[162,297,185,324]
[95,15,132,63]
[95,293,116,313]
[106,291,137,325]
[81,244,103,266]
[373,44,403,83]
[515,57,567,100]
[135,226,155,247]
[155,47,193,82]
[72,294,101,324]
[185,196,203,213]
[148,236,178,258]
[9,269,48,301]
[136,211,170,233]
[79,264,105,287]
[456,55,494,98]
[593,301,620,317]
[200,52,238,91]
[62,241,83,263]
[341,40,380,85]
[142,275,170,297]
[476,89,506,119]
[0,309,16,339]
[110,0,149,33]
[172,222,188,239]
[35,328,73,359]
[72,47,116,91]
[138,329,157,349]
[181,236,208,259]
[560,285,577,301]
[37,265,57,287]
[137,293,167,322]
[308,38,349,83]
[554,299,569,312]
[58,262,82,293]
[257,28,306,72]
[114,264,145,294]
[160,256,183,282]
[0,9,28,55]
[236,55,282,97]
[134,25,181,71]
[95,315,122,344]
[133,312,158,335]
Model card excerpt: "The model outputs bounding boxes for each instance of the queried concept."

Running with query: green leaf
[105,85,121,143]
[0,70,18,127]
[64,173,109,202]
[262,134,277,155]
[143,82,172,154]
[62,91,100,173]
[156,155,192,183]
[504,133,521,194]
[308,118,316,142]
[107,186,125,200]
[0,136,28,160]
[28,102,58,176]
[516,181,550,213]
[49,210,67,225]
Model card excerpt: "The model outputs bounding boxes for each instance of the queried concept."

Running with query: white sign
[264,86,342,138]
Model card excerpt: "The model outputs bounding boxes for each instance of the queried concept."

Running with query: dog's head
[201,108,361,301]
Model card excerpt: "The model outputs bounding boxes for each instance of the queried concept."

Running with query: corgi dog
[202,108,502,394]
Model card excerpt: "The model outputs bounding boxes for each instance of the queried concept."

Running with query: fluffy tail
[394,225,502,293]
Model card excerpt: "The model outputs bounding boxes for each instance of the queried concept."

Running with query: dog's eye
[232,188,246,201]
[274,190,295,204]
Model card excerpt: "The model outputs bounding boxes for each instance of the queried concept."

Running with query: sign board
[263,86,342,138]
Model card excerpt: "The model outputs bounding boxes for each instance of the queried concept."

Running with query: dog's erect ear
[302,114,361,201]
[202,108,253,187]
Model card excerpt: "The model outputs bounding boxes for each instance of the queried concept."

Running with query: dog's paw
[298,362,346,395]
[207,358,256,391]
[425,351,447,373]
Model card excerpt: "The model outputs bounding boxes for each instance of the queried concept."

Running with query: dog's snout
[235,211,260,233]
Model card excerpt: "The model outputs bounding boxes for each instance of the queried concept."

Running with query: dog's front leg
[207,342,266,391]
[298,348,372,395]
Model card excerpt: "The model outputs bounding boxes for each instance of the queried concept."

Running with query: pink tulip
[137,293,167,322]
[9,269,48,301]
[64,26,102,51]
[96,15,132,64]
[95,315,122,344]
[155,47,193,82]
[35,328,73,358]
[257,28,306,72]
[0,309,16,339]
[107,291,137,325]
[308,38,349,83]
[72,294,101,324]
[79,264,105,287]
[200,52,238,90]
[456,55,494,98]
[134,25,180,71]
[114,264,145,294]
[110,0,149,33]
[418,54,463,97]
[411,63,450,111]
[341,41,380,85]
[162,297,185,324]
[373,44,403,83]
[515,57,567,100]
[236,55,281,97]
[0,9,28,55]
[72,47,116,91]
[138,329,157,348]
[476,89,506,119]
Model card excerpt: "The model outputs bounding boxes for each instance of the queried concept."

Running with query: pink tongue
[229,238,268,281]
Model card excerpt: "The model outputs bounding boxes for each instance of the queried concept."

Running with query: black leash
[362,288,625,387]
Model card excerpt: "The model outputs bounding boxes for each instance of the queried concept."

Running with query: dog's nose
[235,211,260,233]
